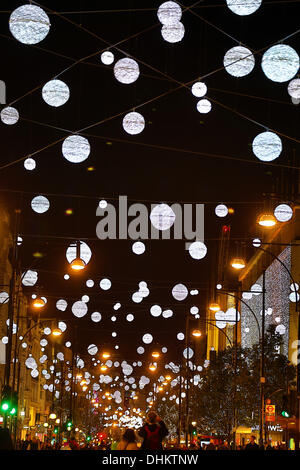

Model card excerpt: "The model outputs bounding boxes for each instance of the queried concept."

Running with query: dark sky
[0,0,299,362]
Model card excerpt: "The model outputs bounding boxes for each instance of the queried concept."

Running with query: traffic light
[1,386,11,413]
[281,394,290,418]
[54,426,59,435]
[65,417,73,431]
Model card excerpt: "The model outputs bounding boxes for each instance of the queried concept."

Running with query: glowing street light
[192,329,202,338]
[209,302,220,312]
[52,328,62,337]
[151,351,160,358]
[231,257,246,270]
[70,257,86,271]
[257,213,277,227]
[32,297,45,309]
[149,364,157,371]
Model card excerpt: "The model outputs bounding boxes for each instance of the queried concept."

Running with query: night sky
[0,1,299,363]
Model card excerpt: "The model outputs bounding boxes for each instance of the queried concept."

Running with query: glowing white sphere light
[223,46,255,77]
[31,195,50,213]
[157,2,182,25]
[226,0,262,16]
[172,283,188,301]
[1,106,19,125]
[161,22,185,43]
[101,51,114,65]
[62,135,90,163]
[24,158,36,170]
[114,58,140,84]
[122,112,145,135]
[274,204,293,222]
[262,45,300,83]
[9,5,50,45]
[196,99,211,114]
[150,203,176,230]
[288,79,300,99]
[191,82,207,97]
[188,241,207,260]
[42,79,70,107]
[252,131,282,162]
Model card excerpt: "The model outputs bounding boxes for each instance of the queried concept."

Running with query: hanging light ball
[157,2,182,25]
[274,203,293,222]
[101,51,114,65]
[113,58,140,84]
[161,22,185,43]
[196,99,211,114]
[226,0,262,16]
[62,135,91,163]
[261,44,300,83]
[252,131,282,162]
[1,106,19,125]
[150,203,176,231]
[31,195,50,214]
[223,46,255,77]
[42,79,70,107]
[258,213,277,227]
[24,158,36,171]
[188,241,207,260]
[9,5,51,45]
[215,204,228,217]
[122,112,145,135]
[191,82,207,98]
[287,78,300,99]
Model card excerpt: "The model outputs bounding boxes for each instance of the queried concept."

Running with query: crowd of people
[0,412,292,451]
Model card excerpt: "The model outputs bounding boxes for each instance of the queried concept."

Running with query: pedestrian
[28,436,41,450]
[116,429,139,450]
[21,433,32,450]
[138,411,168,451]
[245,435,259,450]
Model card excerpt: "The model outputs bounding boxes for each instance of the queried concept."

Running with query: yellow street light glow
[231,257,246,270]
[209,302,220,312]
[105,392,110,396]
[55,418,60,424]
[49,412,57,420]
[70,257,86,271]
[52,328,62,337]
[151,351,160,358]
[192,329,202,338]
[32,297,45,309]
[82,385,87,391]
[149,364,157,371]
[258,213,277,227]
[102,352,111,359]
[100,365,108,372]
[165,375,172,381]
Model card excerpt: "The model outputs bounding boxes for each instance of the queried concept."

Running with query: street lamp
[70,257,86,271]
[257,213,277,228]
[32,296,45,309]
[231,257,246,270]
[192,329,201,338]
[209,302,221,312]
[151,351,160,358]
[52,328,62,337]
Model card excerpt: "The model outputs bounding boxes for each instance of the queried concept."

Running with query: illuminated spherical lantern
[71,300,88,318]
[196,99,211,114]
[88,344,98,356]
[42,79,70,107]
[274,203,293,222]
[113,58,140,84]
[191,82,207,98]
[100,278,111,290]
[142,334,153,344]
[91,311,102,322]
[226,0,261,15]
[101,51,114,65]
[177,332,184,341]
[122,112,145,135]
[223,46,255,77]
[9,5,50,45]
[132,241,145,255]
[22,270,38,286]
[150,305,162,317]
[172,283,188,301]
[58,321,67,332]
[252,238,261,247]
[157,1,182,25]
[275,324,286,335]
[215,204,228,217]
[137,346,145,354]
[288,79,300,99]
[62,135,90,163]
[162,309,173,318]
[24,158,36,171]
[188,241,207,260]
[161,22,185,43]
[1,106,19,125]
[252,131,282,162]
[31,195,50,213]
[56,299,67,311]
[150,203,176,230]
[183,347,194,359]
[261,45,300,83]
